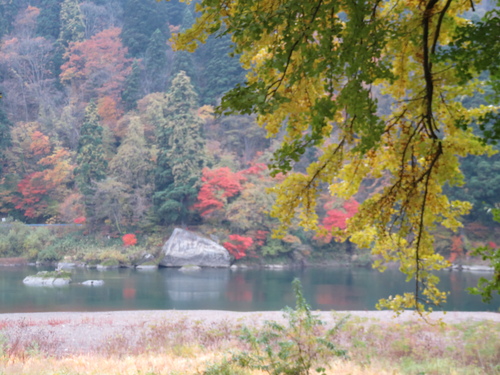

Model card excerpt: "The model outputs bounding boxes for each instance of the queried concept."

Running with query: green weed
[232,279,348,375]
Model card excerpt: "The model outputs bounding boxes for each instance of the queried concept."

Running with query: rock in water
[23,271,71,286]
[82,280,104,286]
[160,228,231,268]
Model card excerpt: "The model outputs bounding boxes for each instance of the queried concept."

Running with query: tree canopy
[174,0,500,312]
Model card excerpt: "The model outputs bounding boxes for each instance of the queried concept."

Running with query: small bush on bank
[37,247,61,262]
[0,221,31,257]
[207,279,348,375]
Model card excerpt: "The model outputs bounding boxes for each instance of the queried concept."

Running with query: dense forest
[0,0,498,264]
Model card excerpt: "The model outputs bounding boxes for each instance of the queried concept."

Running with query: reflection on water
[166,269,230,301]
[0,266,498,313]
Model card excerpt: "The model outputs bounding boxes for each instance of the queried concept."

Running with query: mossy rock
[36,270,72,279]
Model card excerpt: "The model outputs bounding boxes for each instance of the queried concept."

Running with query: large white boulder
[159,228,231,268]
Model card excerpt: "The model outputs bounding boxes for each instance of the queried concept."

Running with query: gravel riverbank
[0,310,498,355]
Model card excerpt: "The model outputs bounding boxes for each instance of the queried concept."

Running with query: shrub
[232,279,349,375]
[0,222,30,257]
[23,227,54,259]
[37,247,61,262]
[122,233,137,247]
[99,249,128,266]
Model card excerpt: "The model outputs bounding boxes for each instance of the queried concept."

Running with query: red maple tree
[193,167,247,217]
[13,172,48,218]
[223,234,254,259]
[73,217,86,224]
[319,198,359,242]
[122,233,137,247]
[240,162,267,176]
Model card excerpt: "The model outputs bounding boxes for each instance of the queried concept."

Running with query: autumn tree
[0,6,54,122]
[13,146,75,221]
[223,234,253,259]
[318,199,359,245]
[60,27,132,102]
[223,162,277,233]
[193,166,246,218]
[175,0,498,312]
[1,121,75,222]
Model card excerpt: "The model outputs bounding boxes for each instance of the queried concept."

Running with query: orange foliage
[30,131,51,156]
[122,233,138,246]
[14,6,40,35]
[13,172,48,218]
[61,27,131,100]
[449,235,463,263]
[98,96,124,136]
[282,234,301,244]
[59,193,85,223]
[38,148,74,187]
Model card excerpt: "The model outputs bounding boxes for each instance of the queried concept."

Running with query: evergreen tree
[165,0,186,26]
[180,5,194,32]
[0,105,12,176]
[120,0,168,57]
[0,1,27,39]
[75,101,108,219]
[197,32,245,105]
[54,0,84,84]
[170,7,198,88]
[36,0,62,40]
[144,29,169,94]
[170,51,197,88]
[154,71,206,225]
[445,151,500,224]
[121,59,143,111]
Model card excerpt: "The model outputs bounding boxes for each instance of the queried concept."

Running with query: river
[0,266,498,313]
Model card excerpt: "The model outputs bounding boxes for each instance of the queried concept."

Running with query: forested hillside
[0,0,498,264]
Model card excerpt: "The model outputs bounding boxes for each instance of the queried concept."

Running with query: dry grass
[0,353,404,375]
[0,313,499,375]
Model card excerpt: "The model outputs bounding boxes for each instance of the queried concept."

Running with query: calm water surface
[0,266,498,313]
